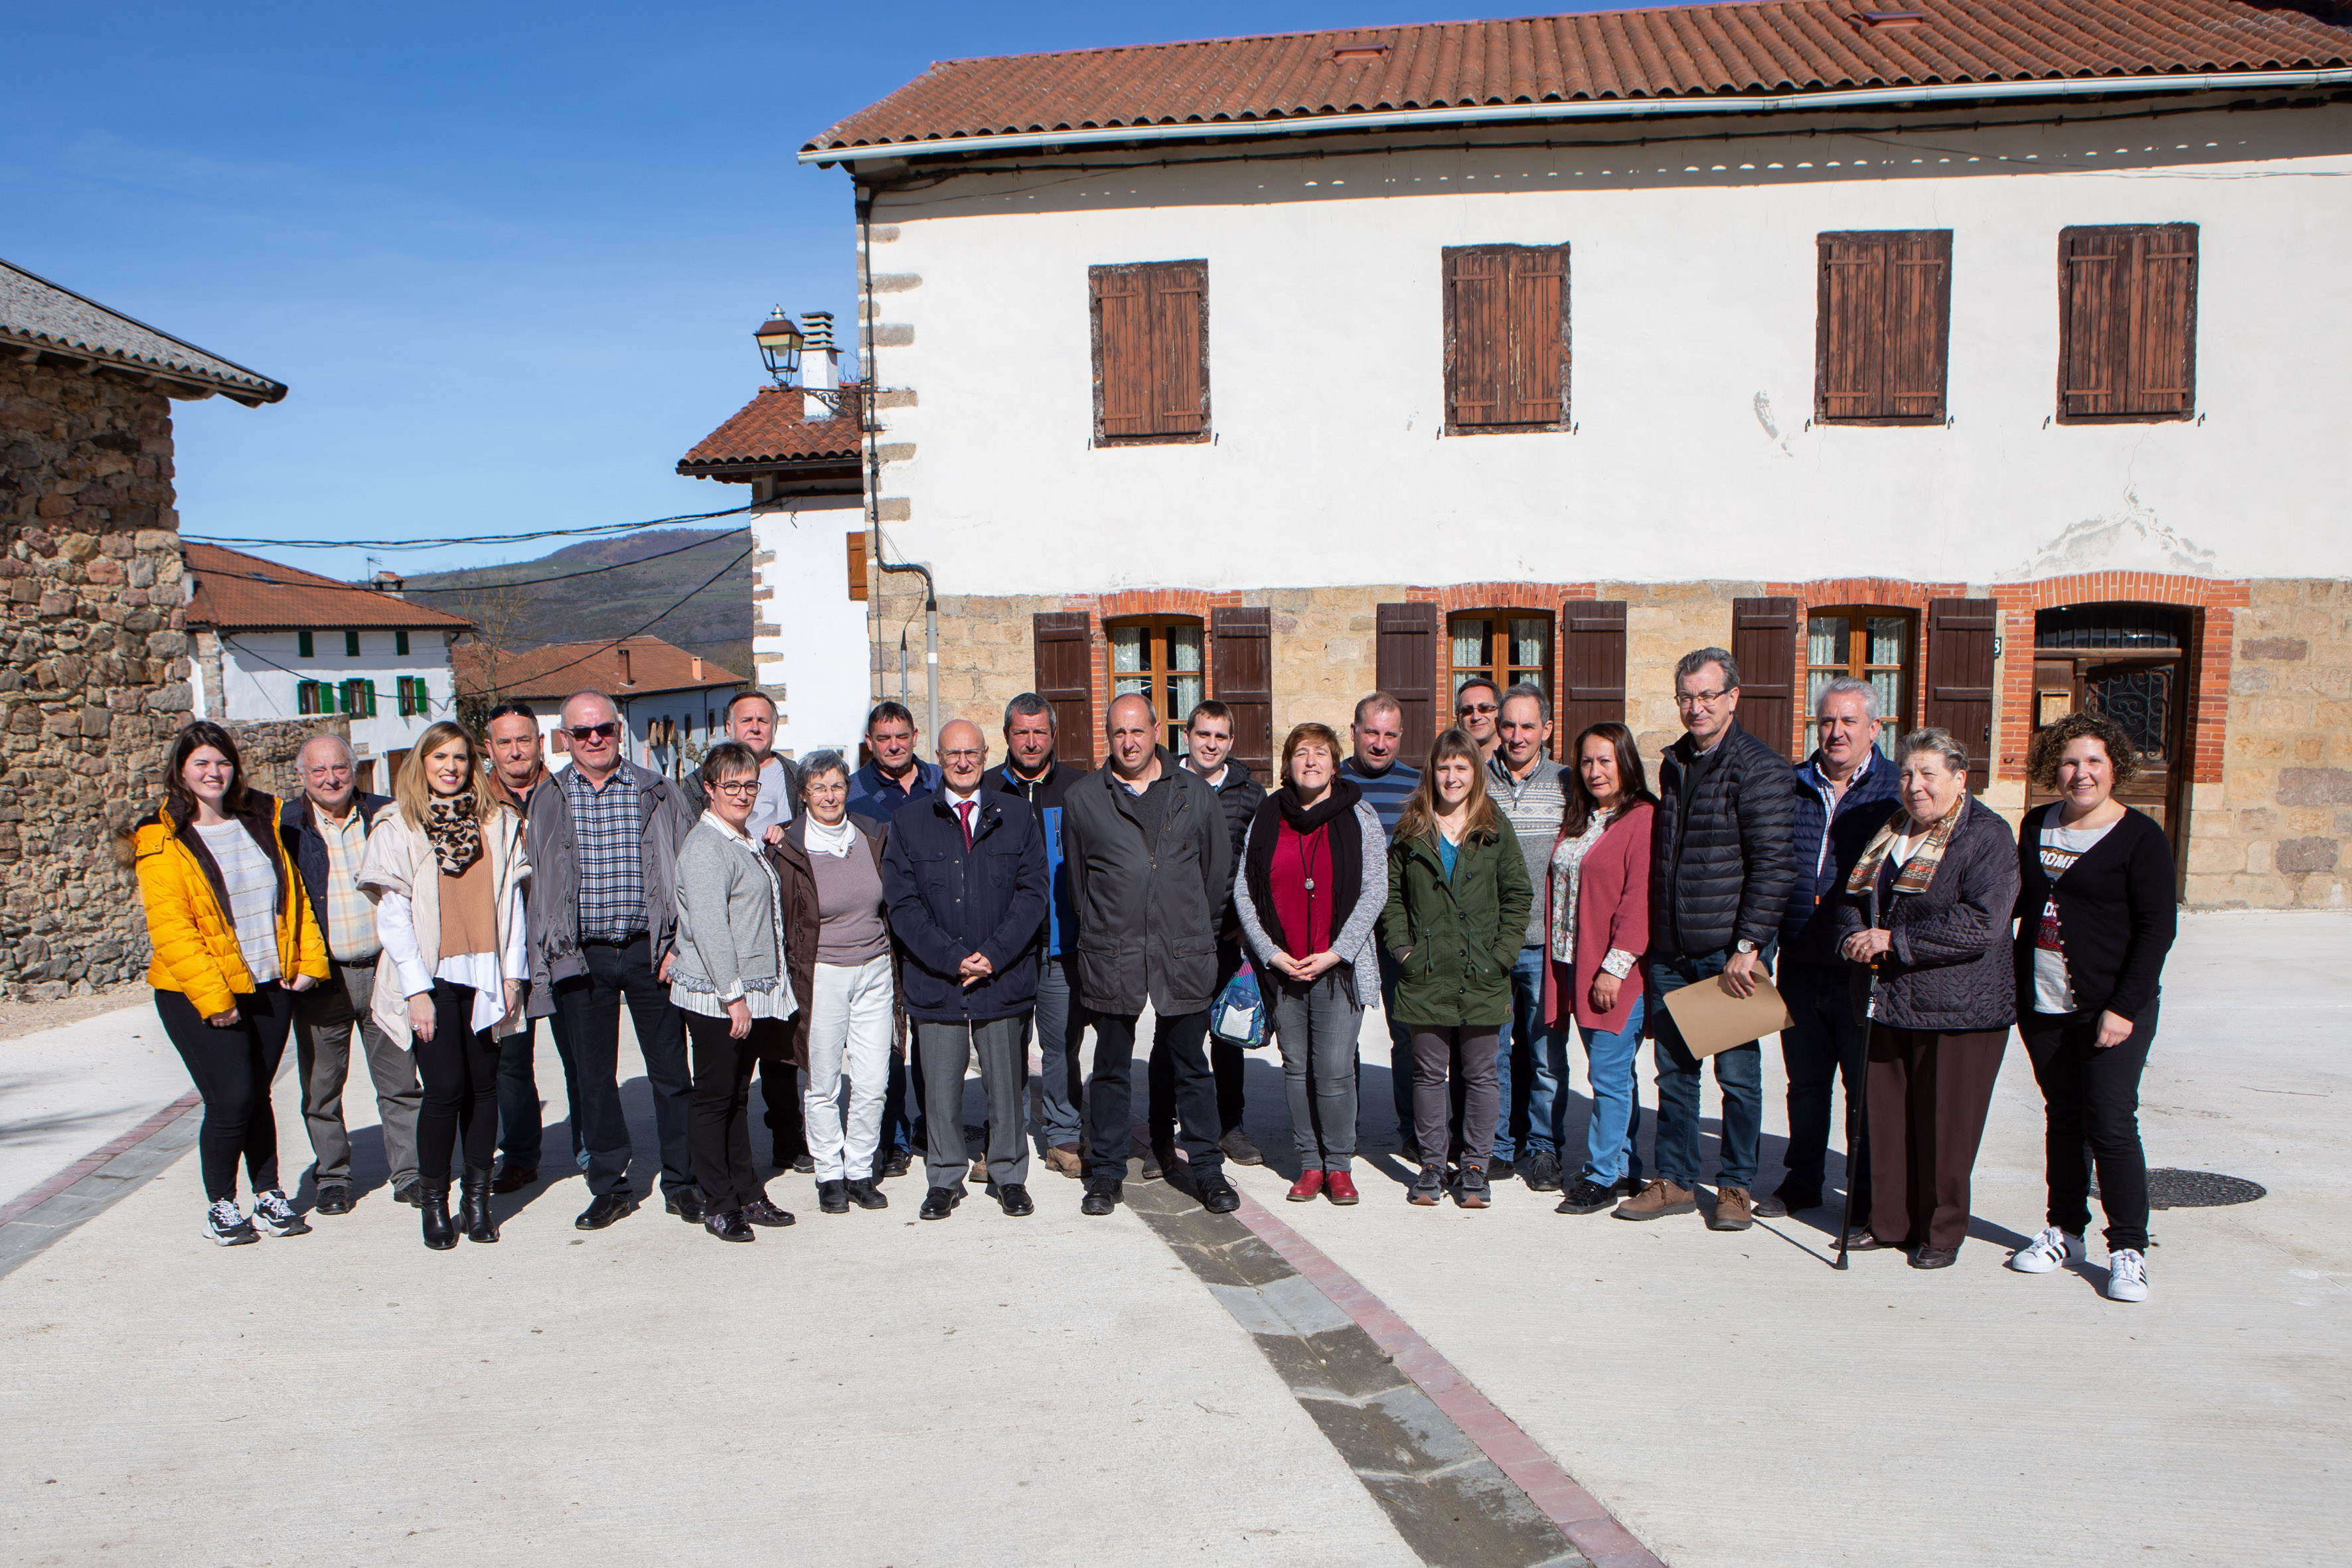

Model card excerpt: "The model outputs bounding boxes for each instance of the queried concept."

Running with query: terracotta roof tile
[805,0,2352,155]
[677,384,866,473]
[183,543,475,633]
[455,637,746,701]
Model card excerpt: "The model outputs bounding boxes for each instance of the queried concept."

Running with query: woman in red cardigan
[1541,723,1656,1216]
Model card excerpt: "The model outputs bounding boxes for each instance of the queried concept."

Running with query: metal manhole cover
[2093,1168,2266,1209]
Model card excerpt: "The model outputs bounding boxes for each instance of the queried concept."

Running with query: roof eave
[800,65,2352,165]
[2,325,287,406]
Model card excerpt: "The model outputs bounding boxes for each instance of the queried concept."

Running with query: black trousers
[1779,960,1871,1208]
[551,935,692,1199]
[2021,1001,2159,1251]
[414,980,499,1181]
[1089,1010,1222,1185]
[684,1012,764,1210]
[155,982,295,1203]
[1146,941,1247,1139]
[753,1016,806,1164]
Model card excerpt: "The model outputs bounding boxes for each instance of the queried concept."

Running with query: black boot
[419,1182,456,1250]
[460,1166,499,1244]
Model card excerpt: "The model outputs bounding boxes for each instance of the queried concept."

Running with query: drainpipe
[878,556,937,750]
[858,177,939,752]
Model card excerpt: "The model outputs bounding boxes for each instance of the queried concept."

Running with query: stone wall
[2184,578,2352,908]
[1,359,193,1000]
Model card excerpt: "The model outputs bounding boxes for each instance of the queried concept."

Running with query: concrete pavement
[1,910,2344,1566]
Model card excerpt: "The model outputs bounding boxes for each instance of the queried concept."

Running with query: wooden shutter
[1091,261,1208,443]
[1376,601,1440,764]
[1210,606,1274,782]
[2061,224,2195,421]
[846,529,868,602]
[1818,231,1948,423]
[1445,245,1567,431]
[1731,597,1801,761]
[1922,597,1998,793]
[1559,599,1627,743]
[1032,612,1095,769]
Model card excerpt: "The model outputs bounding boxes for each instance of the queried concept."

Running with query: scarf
[1277,777,1356,835]
[425,795,485,877]
[805,813,858,860]
[1845,792,1966,900]
[1246,779,1364,959]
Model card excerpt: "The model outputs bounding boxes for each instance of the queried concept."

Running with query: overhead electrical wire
[185,501,756,552]
[398,529,749,591]
[477,544,755,693]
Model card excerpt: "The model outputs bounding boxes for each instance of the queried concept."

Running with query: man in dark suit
[881,719,1050,1220]
[279,734,418,1214]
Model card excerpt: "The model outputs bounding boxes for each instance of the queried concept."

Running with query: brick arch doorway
[2027,601,2195,881]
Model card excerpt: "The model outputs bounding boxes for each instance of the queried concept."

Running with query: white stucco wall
[752,494,870,759]
[862,100,2352,595]
[205,629,459,760]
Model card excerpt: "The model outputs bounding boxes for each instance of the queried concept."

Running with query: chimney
[372,571,406,599]
[690,656,704,682]
[802,311,838,420]
[617,646,633,686]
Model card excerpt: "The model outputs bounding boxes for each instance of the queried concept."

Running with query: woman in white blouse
[670,742,799,1243]
[1539,722,1657,1218]
[358,721,530,1251]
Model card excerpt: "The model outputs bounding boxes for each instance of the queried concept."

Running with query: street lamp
[754,307,802,382]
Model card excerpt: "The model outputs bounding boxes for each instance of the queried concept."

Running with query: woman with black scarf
[1234,723,1390,1205]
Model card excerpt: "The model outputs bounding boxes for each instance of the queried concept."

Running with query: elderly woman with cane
[1834,728,2019,1271]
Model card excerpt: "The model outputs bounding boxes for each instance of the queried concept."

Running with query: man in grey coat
[1062,694,1238,1217]
[523,689,702,1231]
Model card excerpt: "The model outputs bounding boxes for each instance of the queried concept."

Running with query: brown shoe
[1709,1186,1756,1232]
[1044,1145,1083,1179]
[1612,1178,1697,1221]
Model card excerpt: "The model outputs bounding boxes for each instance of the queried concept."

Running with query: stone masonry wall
[0,359,193,1000]
[2185,578,2352,908]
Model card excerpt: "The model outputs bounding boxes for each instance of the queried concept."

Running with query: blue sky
[2,1,1615,577]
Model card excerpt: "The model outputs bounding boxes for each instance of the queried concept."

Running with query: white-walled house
[464,636,747,778]
[797,0,2352,908]
[677,313,870,759]
[183,544,473,791]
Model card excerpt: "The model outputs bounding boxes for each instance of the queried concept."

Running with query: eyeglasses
[565,722,620,742]
[939,748,986,763]
[1674,690,1731,710]
[710,779,762,797]
[1457,702,1498,716]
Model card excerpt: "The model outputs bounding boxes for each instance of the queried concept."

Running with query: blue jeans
[1492,947,1557,1164]
[1547,992,1646,1187]
[495,1020,543,1170]
[1648,950,1765,1192]
[1027,953,1087,1150]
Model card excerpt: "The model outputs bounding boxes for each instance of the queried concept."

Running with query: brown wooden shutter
[2060,227,2130,419]
[2061,224,2196,422]
[1506,248,1566,425]
[1922,597,1998,793]
[1559,599,1627,744]
[1818,231,1947,422]
[1446,245,1567,431]
[1445,249,1507,430]
[846,529,868,601]
[2130,225,2197,416]
[1210,606,1274,782]
[1731,597,1801,761]
[1091,261,1208,443]
[1376,601,1440,764]
[1032,612,1095,769]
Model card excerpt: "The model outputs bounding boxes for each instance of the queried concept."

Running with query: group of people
[128,642,2175,1300]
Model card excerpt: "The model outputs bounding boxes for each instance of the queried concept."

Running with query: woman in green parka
[1379,726,1531,1208]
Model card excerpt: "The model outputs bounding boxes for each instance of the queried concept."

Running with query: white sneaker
[2106,1248,2150,1302]
[204,1200,258,1247]
[2008,1226,2084,1273]
[250,1189,310,1237]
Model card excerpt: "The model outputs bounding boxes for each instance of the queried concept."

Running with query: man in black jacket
[1158,699,1265,1172]
[881,720,1050,1220]
[1618,647,1796,1232]
[1063,694,1238,1217]
[279,734,420,1214]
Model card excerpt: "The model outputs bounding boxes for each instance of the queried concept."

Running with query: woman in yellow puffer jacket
[129,721,329,1246]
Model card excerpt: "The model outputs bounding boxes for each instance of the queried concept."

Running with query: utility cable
[398,529,748,591]
[185,502,755,552]
[473,545,753,693]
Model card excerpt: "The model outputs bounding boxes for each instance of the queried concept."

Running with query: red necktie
[956,799,975,848]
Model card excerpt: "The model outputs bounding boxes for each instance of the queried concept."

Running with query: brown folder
[1661,972,1794,1058]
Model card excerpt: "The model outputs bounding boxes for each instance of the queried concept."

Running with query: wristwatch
[1734,939,1758,955]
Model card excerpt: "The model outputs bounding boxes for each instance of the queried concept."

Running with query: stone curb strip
[1126,1172,1666,1568]
[0,1091,200,1279]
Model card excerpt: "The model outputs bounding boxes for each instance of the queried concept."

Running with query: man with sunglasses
[521,689,702,1231]
[1454,678,1503,763]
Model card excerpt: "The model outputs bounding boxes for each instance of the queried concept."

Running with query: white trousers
[802,953,895,1182]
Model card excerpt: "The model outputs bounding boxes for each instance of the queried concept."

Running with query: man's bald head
[938,718,987,791]
[1106,693,1159,781]
[296,732,357,817]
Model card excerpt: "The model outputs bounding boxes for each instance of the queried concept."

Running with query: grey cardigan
[668,816,783,998]
[1232,801,1390,1008]
[1833,795,2020,1034]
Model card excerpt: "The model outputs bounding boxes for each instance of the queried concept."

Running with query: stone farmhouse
[793,0,2352,908]
[1,257,285,999]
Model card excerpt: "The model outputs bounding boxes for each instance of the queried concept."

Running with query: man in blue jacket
[996,694,1090,1177]
[1763,676,1901,1219]
[882,719,1051,1220]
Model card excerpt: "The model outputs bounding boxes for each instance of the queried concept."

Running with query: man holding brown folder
[1615,648,1795,1231]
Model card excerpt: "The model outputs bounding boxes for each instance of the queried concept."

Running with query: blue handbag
[1212,959,1268,1048]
